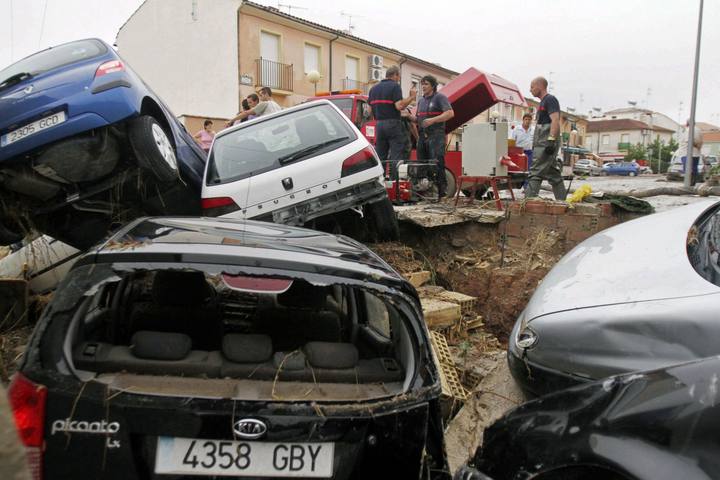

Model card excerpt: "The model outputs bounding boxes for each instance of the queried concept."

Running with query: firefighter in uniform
[368,66,417,179]
[526,76,566,200]
[416,75,454,198]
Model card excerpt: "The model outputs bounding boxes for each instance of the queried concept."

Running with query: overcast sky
[2,0,718,125]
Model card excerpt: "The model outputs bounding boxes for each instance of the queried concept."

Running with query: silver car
[572,158,603,176]
[508,199,720,396]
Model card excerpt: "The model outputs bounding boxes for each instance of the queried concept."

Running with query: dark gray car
[508,199,720,396]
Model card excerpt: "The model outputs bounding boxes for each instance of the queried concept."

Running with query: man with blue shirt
[368,66,417,171]
[416,75,454,198]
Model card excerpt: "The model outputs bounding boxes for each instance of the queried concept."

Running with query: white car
[201,100,398,240]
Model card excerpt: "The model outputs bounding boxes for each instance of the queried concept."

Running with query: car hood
[525,199,720,323]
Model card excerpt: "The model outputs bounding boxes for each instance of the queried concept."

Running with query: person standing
[526,76,566,200]
[193,119,216,152]
[368,66,417,177]
[226,87,282,125]
[416,75,454,198]
[513,113,535,169]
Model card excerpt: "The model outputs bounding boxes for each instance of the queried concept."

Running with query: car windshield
[0,39,106,86]
[206,103,356,185]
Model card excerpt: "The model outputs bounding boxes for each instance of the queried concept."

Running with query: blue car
[602,161,640,176]
[0,38,206,248]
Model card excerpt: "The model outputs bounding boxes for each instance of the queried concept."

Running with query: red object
[95,60,125,77]
[222,274,293,293]
[454,175,516,210]
[369,100,393,105]
[8,372,47,480]
[201,196,240,216]
[386,180,412,202]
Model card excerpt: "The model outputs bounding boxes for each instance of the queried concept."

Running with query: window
[621,133,630,143]
[345,55,359,81]
[304,43,320,74]
[363,291,390,337]
[586,136,593,148]
[0,39,106,83]
[602,135,610,145]
[260,31,280,62]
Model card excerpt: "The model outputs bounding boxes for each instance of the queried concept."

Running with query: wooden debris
[404,270,431,288]
[465,316,484,331]
[429,331,469,419]
[421,298,461,329]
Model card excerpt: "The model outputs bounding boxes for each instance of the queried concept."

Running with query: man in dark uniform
[526,76,566,200]
[368,66,417,177]
[416,75,454,197]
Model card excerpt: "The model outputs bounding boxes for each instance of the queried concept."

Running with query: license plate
[1,111,66,147]
[154,436,334,477]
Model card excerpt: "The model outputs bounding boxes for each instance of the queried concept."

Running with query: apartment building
[116,0,456,133]
[586,118,675,155]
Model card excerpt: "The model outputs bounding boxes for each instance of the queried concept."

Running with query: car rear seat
[73,331,221,377]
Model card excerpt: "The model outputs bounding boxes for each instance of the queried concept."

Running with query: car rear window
[206,103,357,185]
[0,39,107,83]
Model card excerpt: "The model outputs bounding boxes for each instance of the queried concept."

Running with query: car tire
[364,197,399,241]
[629,171,637,177]
[128,116,179,183]
[444,168,457,198]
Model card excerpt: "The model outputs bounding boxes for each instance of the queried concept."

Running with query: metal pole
[685,0,704,187]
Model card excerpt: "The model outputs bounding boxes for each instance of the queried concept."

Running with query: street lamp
[685,0,704,187]
[306,70,321,95]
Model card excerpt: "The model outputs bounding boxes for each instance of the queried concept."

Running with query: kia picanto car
[201,100,399,241]
[0,38,207,248]
[508,199,720,397]
[8,217,446,479]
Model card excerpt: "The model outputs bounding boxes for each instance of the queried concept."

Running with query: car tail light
[202,196,240,217]
[94,60,125,78]
[8,373,47,480]
[341,146,379,177]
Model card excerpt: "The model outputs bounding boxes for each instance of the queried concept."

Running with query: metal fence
[343,78,369,94]
[255,58,293,91]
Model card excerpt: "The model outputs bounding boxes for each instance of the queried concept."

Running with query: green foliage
[623,143,647,162]
[647,138,679,173]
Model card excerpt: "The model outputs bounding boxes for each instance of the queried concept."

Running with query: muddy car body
[475,356,720,480]
[0,39,206,248]
[9,217,445,479]
[509,199,720,397]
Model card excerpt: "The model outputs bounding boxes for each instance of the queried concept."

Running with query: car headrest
[304,342,358,369]
[131,331,191,361]
[222,334,273,363]
[152,270,213,306]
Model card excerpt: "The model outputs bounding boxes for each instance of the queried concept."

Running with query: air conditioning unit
[368,54,383,69]
[368,68,383,82]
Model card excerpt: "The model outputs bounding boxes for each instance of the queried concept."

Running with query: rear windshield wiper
[278,136,349,164]
[0,72,33,92]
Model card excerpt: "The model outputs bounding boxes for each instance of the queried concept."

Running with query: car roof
[82,217,409,289]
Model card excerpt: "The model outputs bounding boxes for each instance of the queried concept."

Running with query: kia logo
[233,419,267,439]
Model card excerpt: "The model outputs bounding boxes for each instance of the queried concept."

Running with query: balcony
[255,58,293,92]
[343,78,369,94]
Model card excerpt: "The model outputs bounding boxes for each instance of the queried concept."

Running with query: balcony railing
[343,78,369,93]
[255,58,293,92]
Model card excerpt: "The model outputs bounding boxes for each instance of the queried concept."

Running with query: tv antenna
[277,2,307,15]
[340,11,363,34]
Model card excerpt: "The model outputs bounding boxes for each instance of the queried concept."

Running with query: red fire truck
[310,68,529,201]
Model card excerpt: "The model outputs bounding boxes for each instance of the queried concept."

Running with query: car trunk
[0,61,98,131]
[29,264,440,479]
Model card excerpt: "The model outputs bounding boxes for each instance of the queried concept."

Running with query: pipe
[328,35,339,91]
[684,0,704,187]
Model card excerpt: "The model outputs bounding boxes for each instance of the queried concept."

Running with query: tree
[647,138,679,173]
[624,143,647,162]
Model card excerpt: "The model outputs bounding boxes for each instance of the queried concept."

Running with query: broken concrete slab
[404,270,431,288]
[445,352,525,474]
[395,204,505,228]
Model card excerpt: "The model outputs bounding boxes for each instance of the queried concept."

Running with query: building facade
[586,118,675,156]
[116,0,456,133]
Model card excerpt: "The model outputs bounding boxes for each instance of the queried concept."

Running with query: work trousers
[375,119,407,181]
[527,124,566,200]
[417,129,447,196]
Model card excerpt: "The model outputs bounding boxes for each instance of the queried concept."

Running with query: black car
[7,217,446,479]
[473,355,720,480]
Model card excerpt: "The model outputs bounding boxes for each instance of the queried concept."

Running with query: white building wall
[116,0,242,120]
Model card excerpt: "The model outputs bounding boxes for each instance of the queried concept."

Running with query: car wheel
[628,171,636,177]
[364,197,399,241]
[128,116,179,183]
[444,168,457,198]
